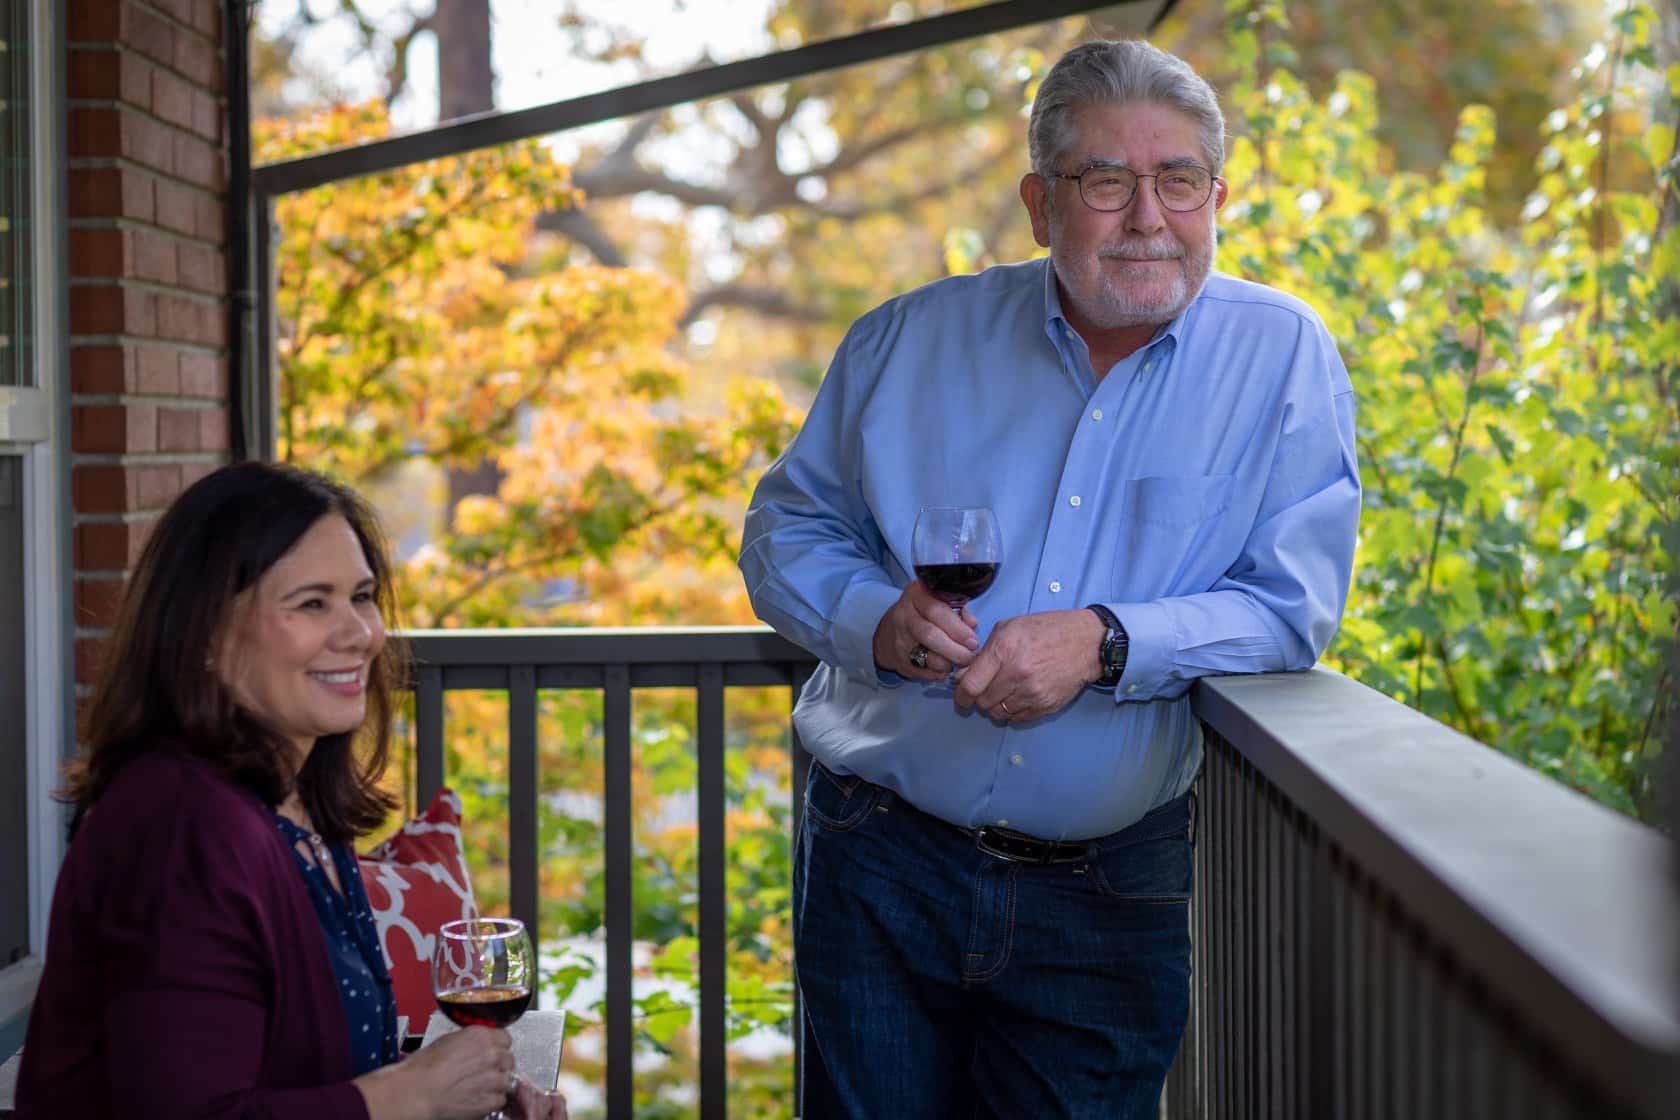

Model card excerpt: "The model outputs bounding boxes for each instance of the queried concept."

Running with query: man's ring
[1000,700,1012,715]
[909,645,930,670]
[509,1071,521,1097]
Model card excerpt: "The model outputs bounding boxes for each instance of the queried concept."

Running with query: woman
[17,462,565,1120]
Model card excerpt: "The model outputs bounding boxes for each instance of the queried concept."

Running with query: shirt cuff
[1109,599,1176,700]
[832,577,907,686]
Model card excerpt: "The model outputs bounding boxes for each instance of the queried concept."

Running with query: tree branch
[383,14,435,109]
[534,208,629,267]
[571,164,738,210]
[679,284,826,328]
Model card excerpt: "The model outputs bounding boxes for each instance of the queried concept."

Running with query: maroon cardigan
[16,749,371,1119]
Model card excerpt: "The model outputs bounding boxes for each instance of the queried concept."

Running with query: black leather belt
[968,824,1088,865]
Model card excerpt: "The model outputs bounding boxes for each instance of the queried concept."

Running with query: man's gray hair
[1028,40,1226,180]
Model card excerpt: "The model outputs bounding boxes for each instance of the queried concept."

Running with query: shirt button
[1127,684,1138,694]
[1010,754,1023,766]
[1068,495,1081,508]
[996,819,1009,827]
[1091,408,1103,421]
[1048,580,1061,593]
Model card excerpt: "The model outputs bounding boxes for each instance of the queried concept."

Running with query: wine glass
[912,506,1001,614]
[432,917,535,1120]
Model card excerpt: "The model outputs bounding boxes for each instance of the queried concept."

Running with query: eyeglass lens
[1081,166,1212,212]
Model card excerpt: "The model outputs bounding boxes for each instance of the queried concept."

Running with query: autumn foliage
[257,3,1675,1113]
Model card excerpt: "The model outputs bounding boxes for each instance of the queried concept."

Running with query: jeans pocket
[1085,811,1193,903]
[804,763,886,832]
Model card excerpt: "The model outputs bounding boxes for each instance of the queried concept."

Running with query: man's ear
[1212,174,1229,212]
[1020,173,1053,248]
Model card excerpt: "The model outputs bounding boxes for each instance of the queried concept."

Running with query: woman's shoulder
[77,745,276,865]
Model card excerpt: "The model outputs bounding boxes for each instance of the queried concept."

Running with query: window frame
[0,0,68,1035]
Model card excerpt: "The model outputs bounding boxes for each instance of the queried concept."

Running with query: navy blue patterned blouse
[274,814,400,1075]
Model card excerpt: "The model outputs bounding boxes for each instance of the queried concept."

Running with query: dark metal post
[509,664,539,945]
[251,189,276,458]
[223,0,252,460]
[416,663,444,807]
[603,665,634,1118]
[697,663,727,1119]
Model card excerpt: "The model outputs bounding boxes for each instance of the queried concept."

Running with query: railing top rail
[1194,667,1679,1110]
[402,625,815,667]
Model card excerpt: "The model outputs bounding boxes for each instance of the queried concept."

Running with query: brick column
[66,0,230,694]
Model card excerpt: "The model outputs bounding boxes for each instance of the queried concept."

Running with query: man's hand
[872,581,981,681]
[954,609,1106,723]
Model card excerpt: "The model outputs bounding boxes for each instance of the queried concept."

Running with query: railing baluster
[508,665,539,945]
[603,664,634,1120]
[1240,756,1255,1114]
[1308,836,1333,1118]
[1223,738,1236,1114]
[788,661,813,1113]
[1332,855,1350,1120]
[1268,788,1285,1120]
[417,662,444,807]
[697,663,727,1120]
[1391,920,1415,1120]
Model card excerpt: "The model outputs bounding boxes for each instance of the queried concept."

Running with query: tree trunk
[433,0,494,120]
[433,0,502,510]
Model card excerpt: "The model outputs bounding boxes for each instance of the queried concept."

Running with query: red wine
[437,984,532,1028]
[915,562,998,605]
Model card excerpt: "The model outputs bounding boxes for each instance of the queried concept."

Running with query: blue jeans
[794,763,1194,1119]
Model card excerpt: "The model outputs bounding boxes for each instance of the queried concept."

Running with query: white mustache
[1098,240,1184,260]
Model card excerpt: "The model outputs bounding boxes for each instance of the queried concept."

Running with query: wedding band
[909,645,930,669]
[509,1071,520,1096]
[1000,700,1012,715]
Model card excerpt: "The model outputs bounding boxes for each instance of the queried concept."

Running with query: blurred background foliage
[254,1,1677,1113]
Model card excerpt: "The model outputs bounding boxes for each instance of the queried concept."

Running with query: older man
[740,39,1359,1118]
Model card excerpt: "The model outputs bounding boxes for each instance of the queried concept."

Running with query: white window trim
[26,0,67,961]
[3,0,67,1001]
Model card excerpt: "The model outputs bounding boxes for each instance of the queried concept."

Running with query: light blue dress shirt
[740,258,1360,839]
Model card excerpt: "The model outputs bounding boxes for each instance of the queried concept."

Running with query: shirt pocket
[1113,474,1235,589]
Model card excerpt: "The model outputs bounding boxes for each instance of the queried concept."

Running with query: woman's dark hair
[63,461,406,841]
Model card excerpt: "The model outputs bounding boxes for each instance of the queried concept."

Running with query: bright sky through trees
[258,0,780,140]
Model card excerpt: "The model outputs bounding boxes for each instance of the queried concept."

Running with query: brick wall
[66,0,229,693]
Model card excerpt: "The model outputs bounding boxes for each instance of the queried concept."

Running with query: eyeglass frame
[1050,161,1223,213]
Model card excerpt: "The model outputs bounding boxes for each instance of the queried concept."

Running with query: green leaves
[1220,2,1675,819]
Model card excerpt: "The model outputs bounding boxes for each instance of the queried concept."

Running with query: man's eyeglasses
[1052,163,1218,213]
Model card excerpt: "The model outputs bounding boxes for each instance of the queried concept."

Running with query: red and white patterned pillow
[358,787,478,1034]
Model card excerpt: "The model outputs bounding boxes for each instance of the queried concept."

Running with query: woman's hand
[354,1025,517,1120]
[509,1074,569,1119]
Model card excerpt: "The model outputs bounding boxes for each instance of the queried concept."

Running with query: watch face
[1101,629,1125,666]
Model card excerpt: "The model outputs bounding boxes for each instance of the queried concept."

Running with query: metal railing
[403,629,1679,1119]
[404,626,818,1120]
[1168,668,1679,1120]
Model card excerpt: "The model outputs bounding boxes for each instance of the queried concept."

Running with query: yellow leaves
[453,495,509,536]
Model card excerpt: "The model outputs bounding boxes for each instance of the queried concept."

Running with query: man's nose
[1123,180,1167,232]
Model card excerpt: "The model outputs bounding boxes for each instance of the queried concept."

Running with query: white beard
[1052,222,1217,330]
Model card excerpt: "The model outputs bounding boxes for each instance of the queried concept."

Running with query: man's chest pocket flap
[1122,474,1234,527]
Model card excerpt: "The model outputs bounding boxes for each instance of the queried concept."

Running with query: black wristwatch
[1086,603,1129,689]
